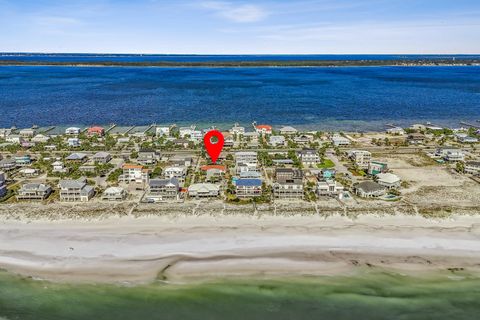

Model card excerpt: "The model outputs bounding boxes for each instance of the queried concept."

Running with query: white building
[0,171,7,198]
[376,173,401,189]
[68,138,81,147]
[188,183,220,198]
[32,134,50,143]
[386,127,405,135]
[269,135,286,147]
[230,125,245,135]
[298,149,320,166]
[164,166,187,184]
[348,150,371,169]
[332,135,350,146]
[65,127,81,135]
[280,126,298,135]
[317,179,344,197]
[52,161,68,173]
[102,187,128,201]
[465,161,480,174]
[156,126,170,137]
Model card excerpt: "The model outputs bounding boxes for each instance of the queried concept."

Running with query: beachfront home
[32,134,50,143]
[137,149,159,166]
[317,179,344,197]
[331,135,350,147]
[255,124,272,135]
[235,178,262,198]
[188,183,220,198]
[368,161,388,176]
[0,172,7,198]
[465,161,480,175]
[170,155,193,167]
[269,135,286,147]
[145,178,179,202]
[230,125,245,135]
[65,127,81,135]
[66,152,88,162]
[386,127,405,135]
[239,171,262,179]
[87,126,105,137]
[19,128,36,138]
[6,135,24,144]
[354,181,386,198]
[280,126,298,135]
[93,152,112,164]
[102,187,128,201]
[0,158,16,171]
[68,138,81,147]
[298,149,320,167]
[455,134,479,144]
[58,178,94,202]
[17,183,52,201]
[273,168,304,199]
[156,127,170,137]
[119,164,150,189]
[348,150,371,169]
[375,173,401,189]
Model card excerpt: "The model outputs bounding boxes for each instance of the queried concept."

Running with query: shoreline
[1,213,479,284]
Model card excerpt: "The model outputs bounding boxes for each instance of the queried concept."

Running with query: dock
[460,121,480,129]
[41,126,56,134]
[123,126,136,135]
[105,124,117,133]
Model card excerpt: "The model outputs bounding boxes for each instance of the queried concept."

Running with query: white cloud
[201,1,268,23]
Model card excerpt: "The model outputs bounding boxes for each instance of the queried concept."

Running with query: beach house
[17,183,52,201]
[273,168,304,199]
[465,161,480,175]
[65,127,81,135]
[255,124,272,135]
[19,128,36,138]
[137,149,159,165]
[52,161,68,173]
[348,150,371,169]
[58,178,94,202]
[279,126,298,135]
[298,149,320,167]
[317,179,344,197]
[66,152,88,163]
[368,161,388,176]
[331,135,350,147]
[375,173,401,189]
[145,178,179,202]
[156,127,170,137]
[67,138,81,147]
[92,152,112,164]
[102,187,128,201]
[0,158,16,171]
[354,181,386,198]
[119,164,150,189]
[230,125,245,135]
[269,135,286,147]
[188,183,220,198]
[235,178,262,198]
[164,166,187,184]
[14,155,32,166]
[87,126,105,137]
[32,134,50,143]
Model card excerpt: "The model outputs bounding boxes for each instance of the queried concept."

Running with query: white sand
[1,214,480,283]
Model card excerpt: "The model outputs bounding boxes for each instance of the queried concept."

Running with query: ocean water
[0,64,479,131]
[0,271,479,320]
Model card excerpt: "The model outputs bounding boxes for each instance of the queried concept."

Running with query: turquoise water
[1,271,479,320]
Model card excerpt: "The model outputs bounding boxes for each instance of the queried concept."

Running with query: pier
[460,122,480,129]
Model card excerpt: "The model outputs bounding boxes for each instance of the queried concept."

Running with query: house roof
[236,178,262,187]
[93,152,110,158]
[149,178,179,188]
[256,124,272,130]
[66,153,87,160]
[240,171,262,178]
[59,178,87,189]
[376,173,400,184]
[280,126,297,132]
[123,164,143,169]
[200,165,226,172]
[356,181,385,193]
[20,183,51,192]
[188,183,220,193]
[104,187,126,194]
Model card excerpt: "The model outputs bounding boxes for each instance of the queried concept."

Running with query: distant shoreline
[1,59,480,68]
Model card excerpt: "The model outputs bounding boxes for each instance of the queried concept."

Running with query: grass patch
[316,159,335,169]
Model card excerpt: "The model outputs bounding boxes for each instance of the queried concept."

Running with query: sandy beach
[1,213,480,283]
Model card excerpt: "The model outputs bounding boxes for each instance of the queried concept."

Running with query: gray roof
[356,181,385,193]
[149,178,179,188]
[20,183,51,192]
[93,152,110,158]
[59,178,87,189]
[66,153,87,160]
[466,161,480,166]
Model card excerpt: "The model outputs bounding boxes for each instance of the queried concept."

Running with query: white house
[156,127,170,137]
[188,183,220,198]
[332,135,350,146]
[269,135,286,147]
[67,138,81,147]
[376,173,401,189]
[65,127,81,135]
[164,166,187,184]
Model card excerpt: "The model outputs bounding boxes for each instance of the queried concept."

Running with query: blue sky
[0,0,479,53]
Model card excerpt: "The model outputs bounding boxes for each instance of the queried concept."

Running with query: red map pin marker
[203,130,224,164]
